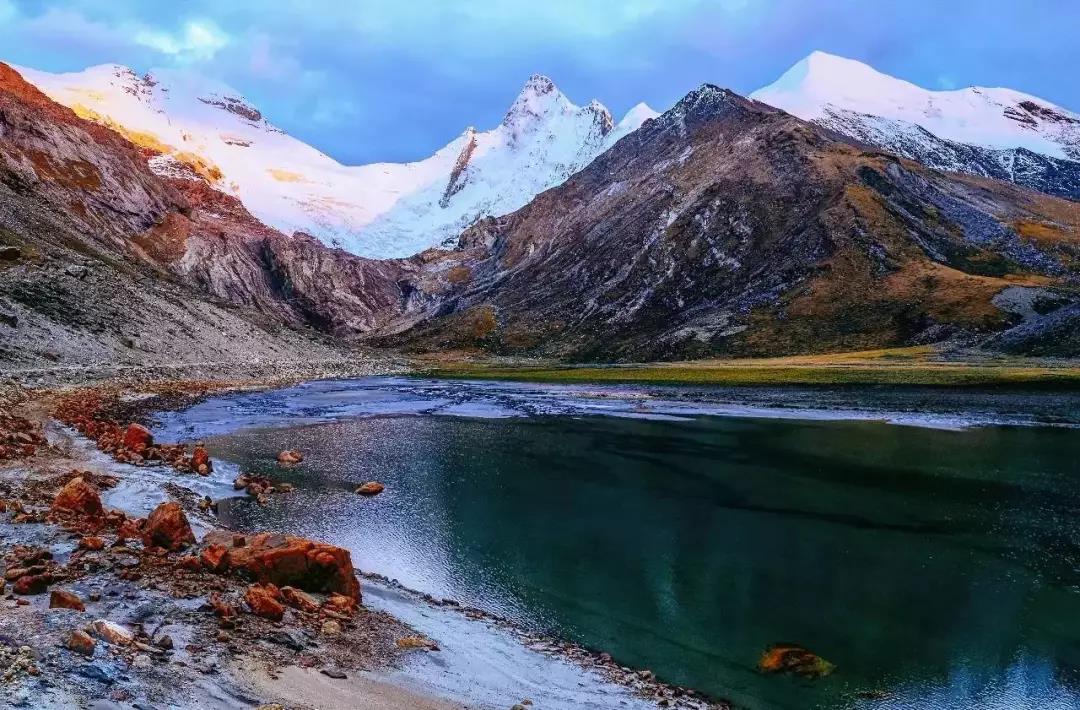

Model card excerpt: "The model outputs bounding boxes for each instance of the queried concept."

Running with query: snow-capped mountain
[752,51,1080,199]
[15,64,657,257]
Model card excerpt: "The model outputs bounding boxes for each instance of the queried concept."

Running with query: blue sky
[1,0,1077,164]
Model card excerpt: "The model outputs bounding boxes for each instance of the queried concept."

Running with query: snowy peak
[617,102,660,131]
[752,51,1080,161]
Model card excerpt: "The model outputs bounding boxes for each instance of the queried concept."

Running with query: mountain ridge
[14,62,657,258]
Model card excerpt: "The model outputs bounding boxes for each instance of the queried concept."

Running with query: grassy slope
[415,347,1080,388]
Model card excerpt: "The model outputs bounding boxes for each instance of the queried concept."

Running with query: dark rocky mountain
[380,87,1080,359]
[807,108,1080,202]
[1,61,1078,366]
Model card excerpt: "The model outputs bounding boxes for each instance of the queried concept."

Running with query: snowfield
[16,64,656,258]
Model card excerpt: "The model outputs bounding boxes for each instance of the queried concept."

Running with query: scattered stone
[0,245,21,260]
[79,536,106,551]
[90,619,134,646]
[267,629,305,651]
[280,586,320,614]
[50,477,104,517]
[276,450,303,464]
[153,635,174,651]
[244,583,285,621]
[320,620,341,637]
[66,630,96,656]
[142,502,195,551]
[354,481,385,496]
[49,589,85,611]
[320,667,347,679]
[200,544,231,573]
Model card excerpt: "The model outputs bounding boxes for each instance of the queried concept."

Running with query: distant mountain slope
[752,52,1080,200]
[15,64,656,258]
[381,85,1080,359]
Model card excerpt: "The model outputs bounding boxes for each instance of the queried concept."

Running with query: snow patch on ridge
[13,63,656,258]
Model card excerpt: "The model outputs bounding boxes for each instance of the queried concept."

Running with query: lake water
[153,377,1080,709]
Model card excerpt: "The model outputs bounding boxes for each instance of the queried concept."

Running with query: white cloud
[135,20,229,63]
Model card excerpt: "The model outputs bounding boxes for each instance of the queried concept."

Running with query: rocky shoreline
[0,371,728,709]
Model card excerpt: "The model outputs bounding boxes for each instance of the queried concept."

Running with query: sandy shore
[237,662,468,710]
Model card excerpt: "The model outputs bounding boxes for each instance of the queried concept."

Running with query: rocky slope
[752,52,1080,201]
[0,62,412,370]
[380,85,1080,359]
[3,60,1078,364]
[16,64,657,258]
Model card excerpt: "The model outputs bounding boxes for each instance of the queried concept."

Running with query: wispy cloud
[134,20,229,64]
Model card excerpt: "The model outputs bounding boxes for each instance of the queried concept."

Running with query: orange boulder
[204,531,361,602]
[245,583,285,621]
[50,477,103,518]
[122,423,153,452]
[142,502,195,551]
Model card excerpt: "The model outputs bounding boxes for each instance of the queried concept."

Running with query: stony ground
[0,373,729,710]
[0,377,450,710]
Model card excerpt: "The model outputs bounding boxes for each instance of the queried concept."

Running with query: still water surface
[154,378,1080,709]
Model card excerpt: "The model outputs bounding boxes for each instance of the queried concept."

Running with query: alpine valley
[2,52,1077,367]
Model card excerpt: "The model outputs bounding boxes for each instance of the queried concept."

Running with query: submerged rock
[758,643,835,679]
[354,481,385,496]
[276,450,303,464]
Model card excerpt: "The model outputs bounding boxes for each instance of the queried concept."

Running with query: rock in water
[50,477,103,517]
[122,423,153,451]
[142,502,195,551]
[354,481,385,496]
[758,643,836,678]
[276,450,303,464]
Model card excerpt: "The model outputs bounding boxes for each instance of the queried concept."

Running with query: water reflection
[162,380,1080,709]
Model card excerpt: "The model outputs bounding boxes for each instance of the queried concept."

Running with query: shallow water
[153,377,1080,709]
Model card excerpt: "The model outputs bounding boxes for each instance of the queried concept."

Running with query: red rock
[122,423,153,452]
[200,544,231,573]
[323,593,358,616]
[91,619,133,646]
[142,502,195,551]
[204,531,361,601]
[244,583,285,621]
[354,481,385,496]
[175,555,201,572]
[280,586,321,614]
[49,589,85,611]
[208,591,237,618]
[276,450,303,464]
[13,573,51,595]
[191,445,212,474]
[50,477,103,517]
[78,536,105,551]
[67,630,96,656]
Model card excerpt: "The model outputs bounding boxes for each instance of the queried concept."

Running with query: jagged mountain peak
[11,60,657,258]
